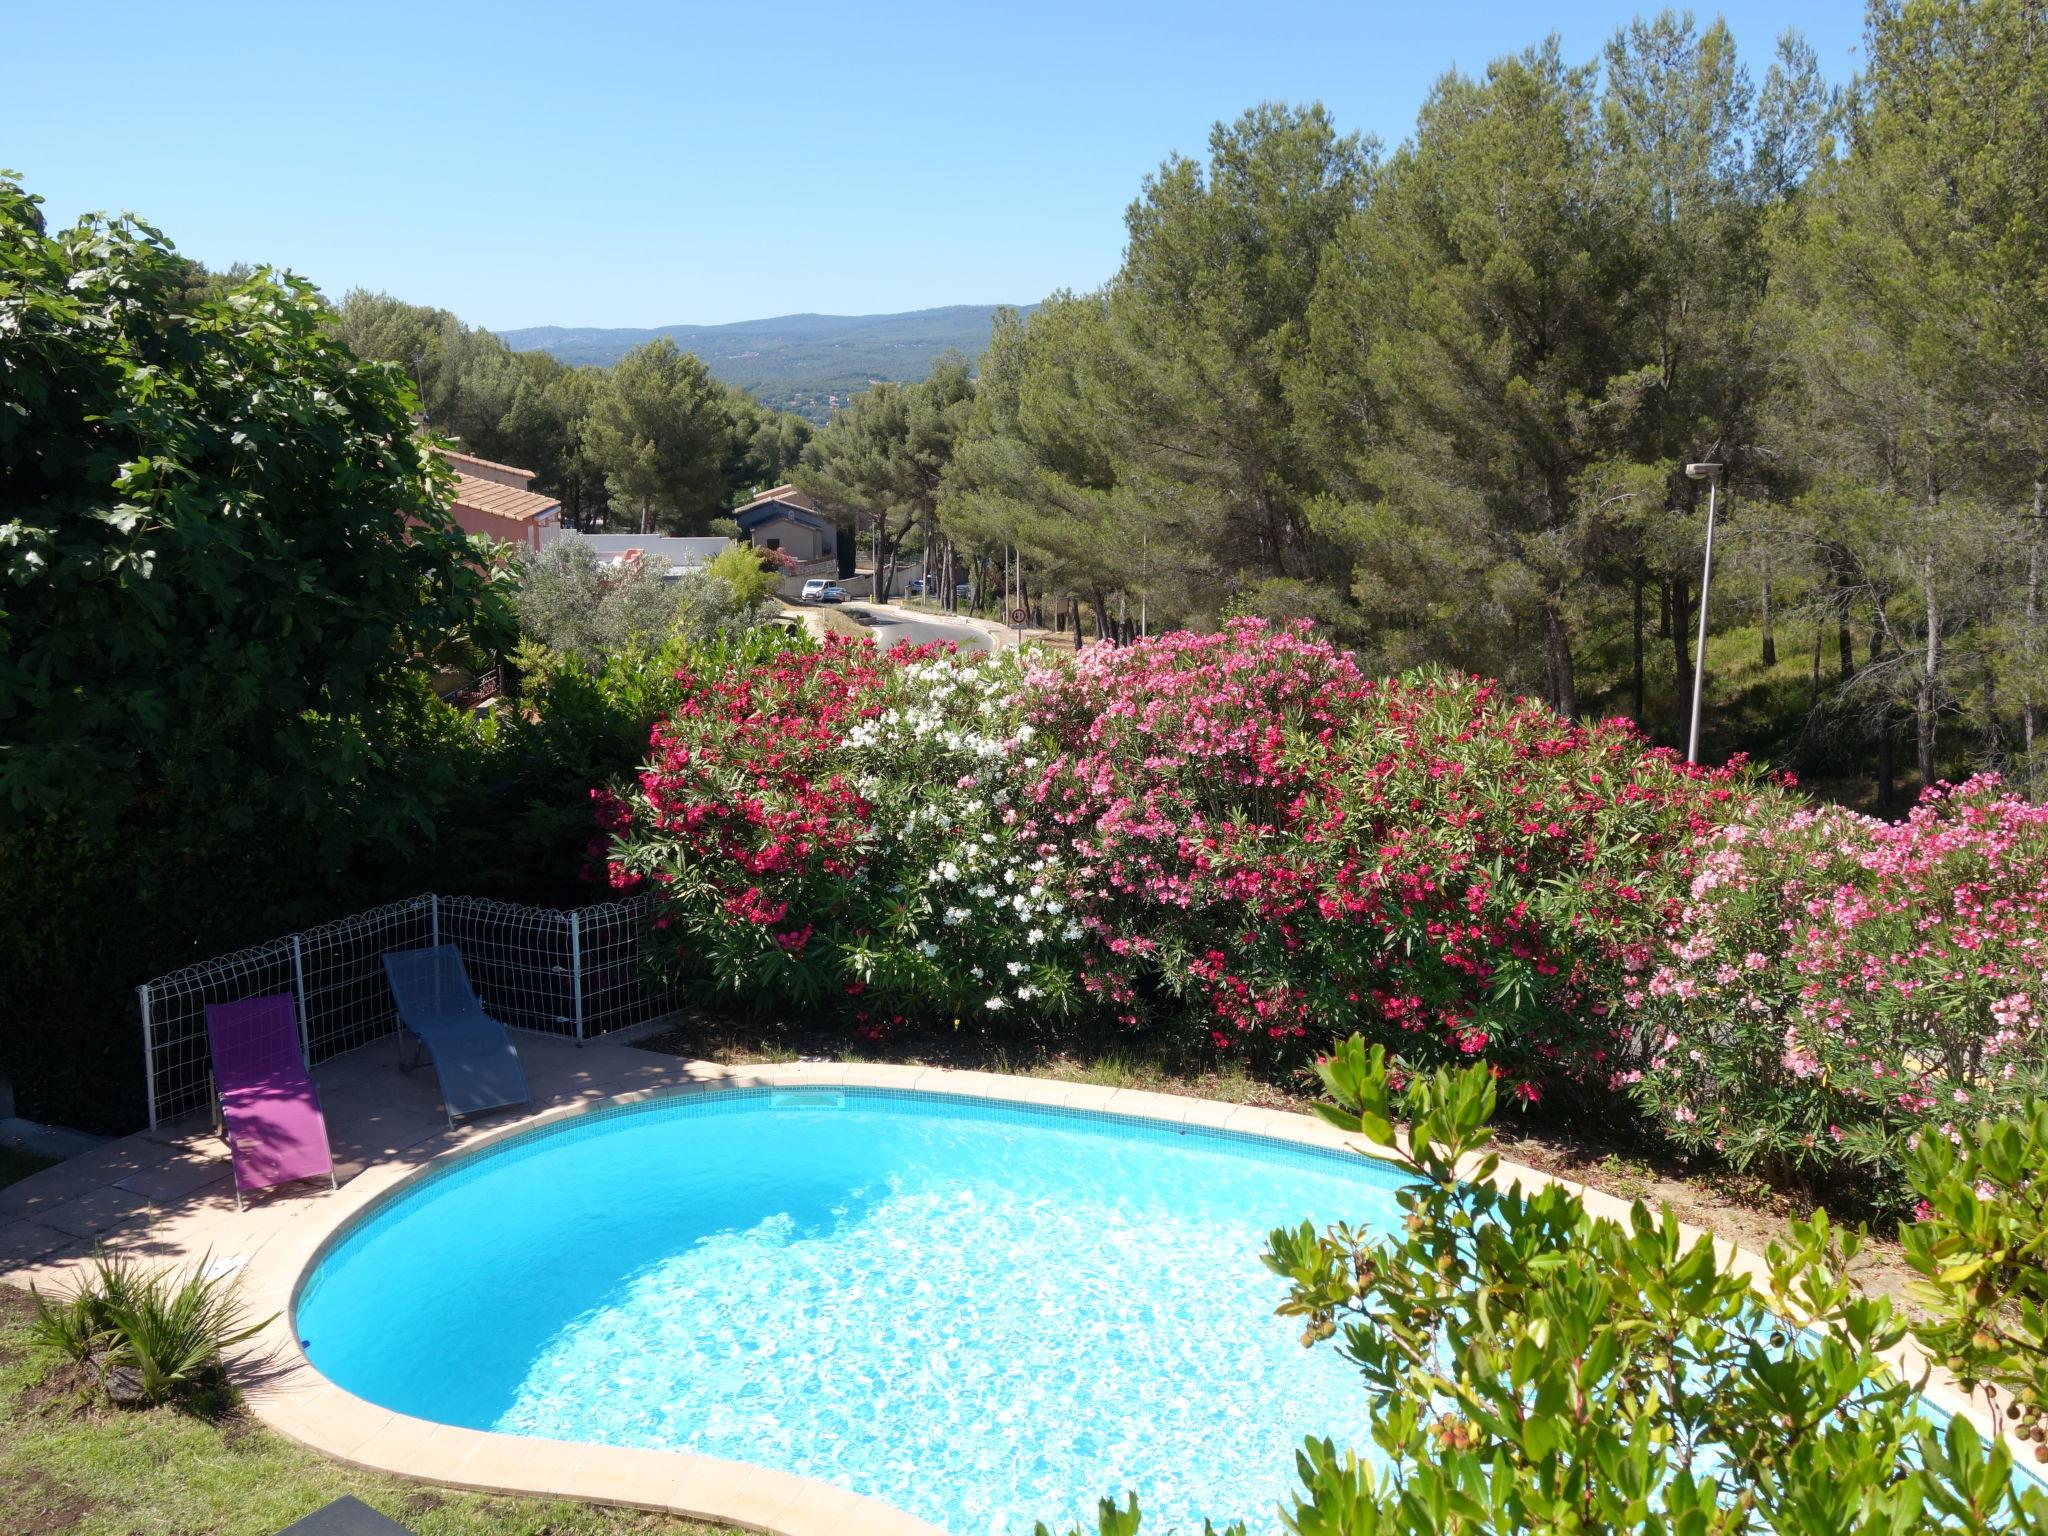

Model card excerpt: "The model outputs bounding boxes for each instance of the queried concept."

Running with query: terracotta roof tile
[451,473,560,523]
[733,483,819,516]
[441,448,539,481]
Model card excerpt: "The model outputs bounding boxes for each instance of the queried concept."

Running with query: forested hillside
[306,1,2046,815]
[499,306,1022,422]
[880,2,2044,813]
[333,292,813,533]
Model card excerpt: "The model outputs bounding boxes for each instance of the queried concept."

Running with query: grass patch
[0,1146,58,1191]
[0,1287,728,1536]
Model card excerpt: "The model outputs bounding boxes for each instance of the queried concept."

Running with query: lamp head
[1685,462,1723,481]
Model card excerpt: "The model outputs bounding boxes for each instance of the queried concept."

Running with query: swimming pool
[294,1087,1407,1535]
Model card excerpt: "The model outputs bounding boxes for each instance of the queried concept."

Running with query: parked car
[906,576,931,597]
[800,578,831,602]
[956,582,974,600]
[818,584,849,604]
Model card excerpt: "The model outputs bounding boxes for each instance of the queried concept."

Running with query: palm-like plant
[28,1251,272,1406]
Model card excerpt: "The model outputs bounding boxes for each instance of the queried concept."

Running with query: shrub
[702,543,783,607]
[607,620,1773,1093]
[0,175,496,1131]
[510,540,688,658]
[1630,775,2048,1199]
[1039,1040,2048,1535]
[30,1251,270,1407]
[1900,1099,2048,1442]
[605,638,1080,1031]
[1013,623,1772,1089]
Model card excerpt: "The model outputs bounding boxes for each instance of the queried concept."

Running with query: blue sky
[5,1,1864,330]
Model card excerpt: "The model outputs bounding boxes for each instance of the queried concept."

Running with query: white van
[800,578,831,602]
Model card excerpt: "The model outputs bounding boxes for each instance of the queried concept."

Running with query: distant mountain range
[498,304,1027,423]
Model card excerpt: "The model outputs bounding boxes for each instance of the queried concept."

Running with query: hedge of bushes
[600,621,2048,1205]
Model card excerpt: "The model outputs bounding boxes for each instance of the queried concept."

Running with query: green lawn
[0,1289,725,1536]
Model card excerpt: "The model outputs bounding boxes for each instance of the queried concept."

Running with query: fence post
[428,892,441,949]
[138,983,157,1131]
[289,934,310,1067]
[568,910,585,1044]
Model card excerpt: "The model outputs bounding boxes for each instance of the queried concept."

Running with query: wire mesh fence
[137,894,676,1128]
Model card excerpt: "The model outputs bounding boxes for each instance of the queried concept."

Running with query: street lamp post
[1684,462,1724,765]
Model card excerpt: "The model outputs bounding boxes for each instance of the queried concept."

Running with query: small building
[734,485,837,563]
[439,449,561,553]
[539,530,733,576]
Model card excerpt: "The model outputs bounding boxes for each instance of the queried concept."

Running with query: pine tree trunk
[1544,595,1578,720]
[1760,564,1776,667]
[1876,706,1897,816]
[1810,619,1824,704]
[1658,579,1672,639]
[1918,552,1940,792]
[1837,570,1857,684]
[1671,572,1691,742]
[1090,589,1112,645]
[1630,567,1646,726]
[2026,482,2043,794]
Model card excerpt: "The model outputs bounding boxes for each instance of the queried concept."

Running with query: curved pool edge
[231,1057,2001,1534]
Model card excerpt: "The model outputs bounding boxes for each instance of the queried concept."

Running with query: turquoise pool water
[295,1087,1406,1534]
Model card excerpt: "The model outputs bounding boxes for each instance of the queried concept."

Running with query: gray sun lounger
[381,945,530,1126]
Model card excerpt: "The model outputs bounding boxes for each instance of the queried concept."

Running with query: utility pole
[1685,462,1724,765]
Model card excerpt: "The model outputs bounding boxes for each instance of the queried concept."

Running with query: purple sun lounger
[381,944,530,1127]
[204,994,337,1211]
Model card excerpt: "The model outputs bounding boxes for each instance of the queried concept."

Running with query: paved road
[836,603,992,653]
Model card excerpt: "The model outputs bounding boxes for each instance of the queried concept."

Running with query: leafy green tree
[0,181,489,823]
[0,176,495,1126]
[1114,103,1370,609]
[944,297,1203,638]
[702,543,781,608]
[797,355,974,603]
[1765,0,2048,799]
[722,388,814,499]
[581,338,732,534]
[1299,42,1643,718]
[509,540,685,659]
[334,288,618,527]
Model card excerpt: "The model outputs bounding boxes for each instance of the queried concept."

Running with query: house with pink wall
[438,449,561,552]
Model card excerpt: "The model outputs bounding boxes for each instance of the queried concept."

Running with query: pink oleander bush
[598,621,2048,1196]
[1012,623,1771,1092]
[602,620,1775,1099]
[1629,775,2048,1195]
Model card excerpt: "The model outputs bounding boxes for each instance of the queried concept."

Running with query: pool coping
[231,1057,1996,1534]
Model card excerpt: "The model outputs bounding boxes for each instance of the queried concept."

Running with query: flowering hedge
[602,621,1772,1098]
[598,622,2048,1197]
[1630,776,2048,1195]
[597,638,1082,1037]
